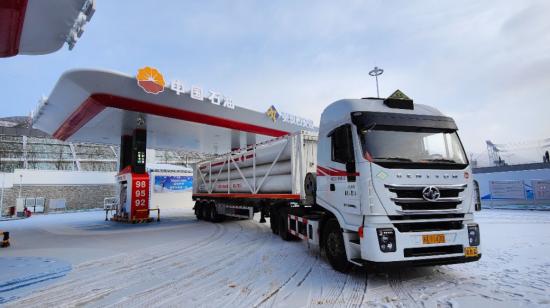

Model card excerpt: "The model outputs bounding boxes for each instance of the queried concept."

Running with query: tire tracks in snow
[386,270,420,308]
[6,221,228,307]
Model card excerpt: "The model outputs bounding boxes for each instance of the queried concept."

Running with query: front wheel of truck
[323,218,351,273]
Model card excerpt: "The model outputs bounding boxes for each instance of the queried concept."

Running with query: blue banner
[153,175,193,193]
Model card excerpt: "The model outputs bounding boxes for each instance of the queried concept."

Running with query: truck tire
[323,218,351,273]
[279,208,295,241]
[202,202,212,221]
[269,207,279,235]
[209,202,225,223]
[195,202,203,220]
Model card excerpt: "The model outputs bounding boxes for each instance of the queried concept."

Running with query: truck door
[322,124,361,223]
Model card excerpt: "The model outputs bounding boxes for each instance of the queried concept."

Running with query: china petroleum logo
[136,66,165,94]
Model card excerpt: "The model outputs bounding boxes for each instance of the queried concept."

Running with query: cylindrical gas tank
[198,139,291,174]
[199,174,293,193]
[206,161,292,182]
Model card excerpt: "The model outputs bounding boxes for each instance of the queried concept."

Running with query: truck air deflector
[351,112,458,131]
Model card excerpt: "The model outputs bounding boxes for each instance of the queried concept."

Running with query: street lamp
[0,175,4,217]
[369,66,384,98]
[19,174,23,198]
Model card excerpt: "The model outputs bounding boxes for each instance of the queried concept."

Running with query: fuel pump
[113,129,151,223]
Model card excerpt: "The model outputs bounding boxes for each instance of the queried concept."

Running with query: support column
[119,135,132,171]
[231,130,240,151]
[246,133,256,148]
[132,129,146,174]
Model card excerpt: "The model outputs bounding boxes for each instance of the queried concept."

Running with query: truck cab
[315,91,481,270]
[192,90,481,272]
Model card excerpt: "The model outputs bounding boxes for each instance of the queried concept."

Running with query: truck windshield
[360,129,468,169]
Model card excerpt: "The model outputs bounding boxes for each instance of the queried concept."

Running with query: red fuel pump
[112,129,152,223]
[114,167,150,222]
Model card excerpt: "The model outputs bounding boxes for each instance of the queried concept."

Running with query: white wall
[149,171,194,209]
[0,169,116,188]
[150,191,194,210]
[474,168,550,201]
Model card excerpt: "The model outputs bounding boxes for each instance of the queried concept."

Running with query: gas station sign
[265,105,315,129]
[136,66,235,109]
[131,174,149,219]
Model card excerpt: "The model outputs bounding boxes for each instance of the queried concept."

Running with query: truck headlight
[467,224,480,246]
[377,228,396,252]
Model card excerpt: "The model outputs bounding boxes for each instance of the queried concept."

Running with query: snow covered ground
[1,204,549,307]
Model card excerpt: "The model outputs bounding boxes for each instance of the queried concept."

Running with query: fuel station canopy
[0,0,94,57]
[32,68,315,154]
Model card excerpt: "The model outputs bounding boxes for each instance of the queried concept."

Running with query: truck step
[343,232,361,260]
[350,258,364,266]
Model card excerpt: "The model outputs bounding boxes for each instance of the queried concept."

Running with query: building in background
[0,116,213,214]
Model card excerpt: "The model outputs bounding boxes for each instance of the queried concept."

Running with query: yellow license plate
[422,234,445,244]
[465,246,478,257]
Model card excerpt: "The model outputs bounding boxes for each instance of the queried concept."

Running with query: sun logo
[266,105,279,122]
[136,66,165,94]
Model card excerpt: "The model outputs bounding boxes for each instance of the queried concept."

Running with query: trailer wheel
[269,207,279,234]
[279,208,295,241]
[208,203,216,222]
[202,202,212,221]
[209,202,224,223]
[323,218,351,273]
[195,202,203,220]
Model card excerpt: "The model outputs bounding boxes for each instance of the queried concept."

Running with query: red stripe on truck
[316,166,360,177]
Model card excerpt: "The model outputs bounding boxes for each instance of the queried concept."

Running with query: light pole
[0,175,4,217]
[19,174,23,198]
[369,66,384,98]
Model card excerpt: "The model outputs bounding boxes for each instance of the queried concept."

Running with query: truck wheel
[279,208,294,241]
[270,207,279,234]
[202,203,211,221]
[208,203,217,222]
[209,202,224,223]
[195,202,203,220]
[323,218,351,273]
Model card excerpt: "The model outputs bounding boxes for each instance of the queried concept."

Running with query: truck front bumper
[356,254,481,269]
[360,222,481,264]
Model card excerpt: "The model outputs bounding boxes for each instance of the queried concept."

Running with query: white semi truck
[192,91,481,272]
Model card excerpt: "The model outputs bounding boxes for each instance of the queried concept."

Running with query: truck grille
[389,214,465,232]
[393,221,463,232]
[385,184,466,213]
[404,245,463,258]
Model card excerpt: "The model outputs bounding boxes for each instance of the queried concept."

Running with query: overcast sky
[1,0,549,161]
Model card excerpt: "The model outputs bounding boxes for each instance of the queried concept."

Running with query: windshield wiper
[373,157,413,162]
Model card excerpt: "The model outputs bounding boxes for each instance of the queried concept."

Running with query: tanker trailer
[193,131,318,221]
